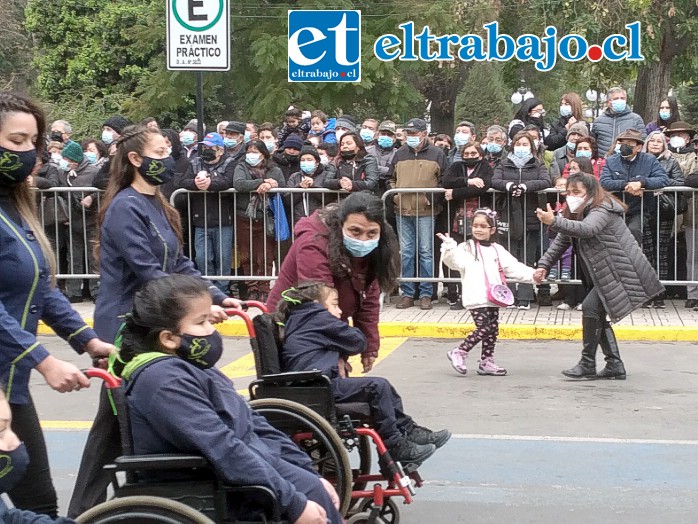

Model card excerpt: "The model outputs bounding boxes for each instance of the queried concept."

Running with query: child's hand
[437,233,457,251]
[533,268,547,283]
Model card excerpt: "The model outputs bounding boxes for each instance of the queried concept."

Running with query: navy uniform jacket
[281,303,367,378]
[0,206,96,404]
[95,187,227,343]
[126,357,318,522]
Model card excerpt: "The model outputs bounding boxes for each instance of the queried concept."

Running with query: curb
[37,319,698,342]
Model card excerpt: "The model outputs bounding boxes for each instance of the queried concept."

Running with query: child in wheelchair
[275,282,451,467]
[112,274,342,524]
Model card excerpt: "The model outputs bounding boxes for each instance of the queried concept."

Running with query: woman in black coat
[508,98,547,142]
[441,141,493,308]
[323,132,379,196]
[491,131,552,308]
[545,92,587,151]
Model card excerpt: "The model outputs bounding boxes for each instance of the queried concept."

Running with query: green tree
[454,62,510,135]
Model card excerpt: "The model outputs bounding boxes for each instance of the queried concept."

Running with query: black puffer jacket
[323,154,380,195]
[287,164,333,223]
[538,197,664,322]
[491,155,551,237]
[175,154,235,228]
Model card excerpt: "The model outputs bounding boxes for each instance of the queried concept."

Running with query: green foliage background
[0,0,695,138]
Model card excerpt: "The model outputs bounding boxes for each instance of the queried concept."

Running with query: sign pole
[196,71,204,154]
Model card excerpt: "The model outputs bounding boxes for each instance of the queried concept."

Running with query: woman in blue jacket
[0,93,113,517]
[68,125,240,517]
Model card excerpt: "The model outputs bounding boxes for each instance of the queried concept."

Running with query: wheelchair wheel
[76,495,214,523]
[346,511,387,524]
[357,497,400,524]
[250,397,353,515]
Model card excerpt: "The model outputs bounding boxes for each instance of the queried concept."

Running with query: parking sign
[287,10,361,83]
[167,0,230,71]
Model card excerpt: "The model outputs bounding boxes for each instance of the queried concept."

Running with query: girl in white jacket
[438,208,536,376]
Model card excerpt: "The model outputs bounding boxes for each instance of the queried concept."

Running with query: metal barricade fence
[32,186,698,294]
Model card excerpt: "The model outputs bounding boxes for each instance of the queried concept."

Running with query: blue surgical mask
[59,158,70,171]
[454,132,470,147]
[300,160,316,174]
[244,131,251,143]
[360,129,375,142]
[84,151,98,164]
[263,140,276,152]
[377,136,394,149]
[406,136,421,149]
[513,146,531,159]
[566,141,576,151]
[343,233,380,257]
[575,150,592,159]
[246,153,262,166]
[176,331,224,369]
[101,130,114,145]
[611,99,627,113]
[659,110,671,121]
[224,138,238,149]
[181,132,196,146]
[559,105,572,117]
[486,143,503,154]
[0,442,30,493]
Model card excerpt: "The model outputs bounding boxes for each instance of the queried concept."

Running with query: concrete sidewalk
[41,297,698,341]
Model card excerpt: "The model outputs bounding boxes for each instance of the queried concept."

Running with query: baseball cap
[405,118,428,132]
[200,132,225,147]
[378,120,397,134]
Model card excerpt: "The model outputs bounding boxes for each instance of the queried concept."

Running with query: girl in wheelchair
[275,282,451,467]
[112,274,342,524]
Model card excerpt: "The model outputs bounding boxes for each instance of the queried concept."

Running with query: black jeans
[9,397,58,517]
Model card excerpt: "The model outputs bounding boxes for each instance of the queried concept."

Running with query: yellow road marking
[219,352,258,379]
[347,337,407,372]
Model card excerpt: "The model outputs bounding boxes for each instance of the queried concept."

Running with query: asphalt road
[30,335,698,523]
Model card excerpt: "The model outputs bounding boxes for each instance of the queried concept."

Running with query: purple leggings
[459,307,500,358]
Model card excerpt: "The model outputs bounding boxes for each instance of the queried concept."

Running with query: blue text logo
[288,10,361,83]
[373,21,644,72]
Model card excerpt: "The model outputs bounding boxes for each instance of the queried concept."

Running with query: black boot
[562,316,601,379]
[597,322,626,380]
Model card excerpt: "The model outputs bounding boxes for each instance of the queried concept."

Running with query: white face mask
[566,195,587,213]
[669,136,686,149]
[319,155,330,166]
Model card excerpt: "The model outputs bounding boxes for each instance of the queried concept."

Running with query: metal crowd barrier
[32,186,698,293]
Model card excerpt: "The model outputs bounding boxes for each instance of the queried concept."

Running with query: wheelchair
[242,307,424,524]
[76,303,422,524]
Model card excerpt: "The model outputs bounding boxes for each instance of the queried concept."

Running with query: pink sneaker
[446,349,468,375]
[477,357,507,376]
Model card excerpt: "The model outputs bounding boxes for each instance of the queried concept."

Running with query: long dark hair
[115,275,210,374]
[317,193,399,292]
[657,96,680,127]
[568,156,593,175]
[161,128,183,160]
[514,98,544,125]
[338,132,367,161]
[562,172,627,220]
[96,125,183,264]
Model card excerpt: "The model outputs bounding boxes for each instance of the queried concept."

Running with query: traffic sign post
[167,0,230,71]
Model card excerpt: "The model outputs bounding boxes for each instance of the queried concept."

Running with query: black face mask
[200,148,217,163]
[619,144,635,158]
[50,131,64,142]
[138,156,176,186]
[0,147,37,186]
[462,157,481,167]
[284,153,299,163]
[0,442,30,493]
[340,150,357,160]
[176,331,224,369]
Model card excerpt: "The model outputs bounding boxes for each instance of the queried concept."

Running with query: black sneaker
[408,425,451,449]
[449,302,464,311]
[685,299,697,309]
[389,438,436,466]
[68,296,83,304]
[538,295,552,307]
[653,299,666,309]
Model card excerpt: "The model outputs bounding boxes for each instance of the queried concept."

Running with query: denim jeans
[397,214,434,298]
[194,225,233,293]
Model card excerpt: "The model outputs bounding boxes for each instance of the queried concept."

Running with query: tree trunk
[429,97,456,134]
[633,60,672,124]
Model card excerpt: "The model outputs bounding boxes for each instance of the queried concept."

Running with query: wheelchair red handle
[240,301,268,313]
[83,368,122,389]
[224,308,256,338]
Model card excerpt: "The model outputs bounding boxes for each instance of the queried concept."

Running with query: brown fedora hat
[665,121,696,137]
[615,128,645,145]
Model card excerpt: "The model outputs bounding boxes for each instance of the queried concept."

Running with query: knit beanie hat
[299,146,321,163]
[567,122,589,139]
[62,141,84,163]
[282,134,304,151]
[103,116,129,135]
[335,116,357,134]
